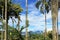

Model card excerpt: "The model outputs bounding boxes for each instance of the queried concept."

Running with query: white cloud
[21,4,53,32]
[58,10,60,22]
[47,28,52,32]
[8,1,60,32]
[21,6,60,32]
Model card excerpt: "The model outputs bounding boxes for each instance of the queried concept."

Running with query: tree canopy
[0,0,23,20]
[35,0,60,14]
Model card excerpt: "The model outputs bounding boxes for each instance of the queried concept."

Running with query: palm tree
[51,0,58,40]
[36,0,59,40]
[36,0,50,40]
[44,12,47,40]
[5,0,8,40]
[0,0,23,40]
[25,0,29,40]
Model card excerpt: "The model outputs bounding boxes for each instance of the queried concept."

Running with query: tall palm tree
[43,0,47,40]
[36,0,49,40]
[51,0,58,40]
[5,0,8,40]
[25,0,29,40]
[36,0,59,40]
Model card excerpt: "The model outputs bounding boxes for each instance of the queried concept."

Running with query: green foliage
[8,25,26,40]
[35,1,41,9]
[35,0,60,14]
[0,0,23,20]
[0,24,26,40]
[47,31,52,39]
[9,26,26,40]
[28,31,53,40]
[35,0,51,14]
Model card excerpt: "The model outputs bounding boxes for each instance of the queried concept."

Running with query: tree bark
[44,13,47,40]
[56,11,58,40]
[5,0,8,40]
[25,0,28,40]
[51,0,58,40]
[2,7,4,40]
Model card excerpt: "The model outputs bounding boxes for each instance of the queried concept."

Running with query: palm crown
[0,0,23,20]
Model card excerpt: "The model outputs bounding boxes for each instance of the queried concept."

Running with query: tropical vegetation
[0,0,60,40]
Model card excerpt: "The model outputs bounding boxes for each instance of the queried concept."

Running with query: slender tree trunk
[44,13,47,40]
[2,7,4,40]
[5,0,8,40]
[51,0,58,40]
[57,0,59,38]
[44,0,47,40]
[56,11,58,40]
[26,0,28,40]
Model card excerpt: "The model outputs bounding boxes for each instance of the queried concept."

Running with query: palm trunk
[56,11,58,40]
[2,7,4,40]
[26,0,28,40]
[5,0,8,40]
[44,0,47,40]
[44,13,47,40]
[51,0,58,40]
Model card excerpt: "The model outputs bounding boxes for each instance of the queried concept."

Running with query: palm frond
[45,2,49,13]
[35,0,51,14]
[40,6,44,14]
[35,1,41,9]
[11,17,17,23]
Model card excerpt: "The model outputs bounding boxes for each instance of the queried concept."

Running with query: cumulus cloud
[21,3,53,32]
[8,0,60,32]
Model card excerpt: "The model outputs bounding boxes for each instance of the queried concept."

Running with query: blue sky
[8,0,60,32]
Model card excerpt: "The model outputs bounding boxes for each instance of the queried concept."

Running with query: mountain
[21,30,43,35]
